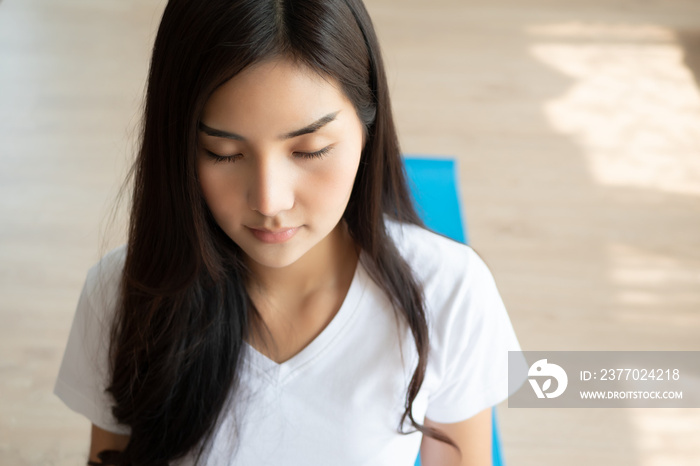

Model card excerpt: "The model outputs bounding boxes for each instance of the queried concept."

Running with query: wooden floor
[1,0,699,464]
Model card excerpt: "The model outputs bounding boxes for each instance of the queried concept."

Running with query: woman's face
[197,58,365,270]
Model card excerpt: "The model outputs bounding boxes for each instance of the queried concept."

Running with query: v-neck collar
[243,253,369,385]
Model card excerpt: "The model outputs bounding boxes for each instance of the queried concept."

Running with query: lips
[246,226,300,244]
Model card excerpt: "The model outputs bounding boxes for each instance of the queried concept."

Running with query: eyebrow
[198,111,340,141]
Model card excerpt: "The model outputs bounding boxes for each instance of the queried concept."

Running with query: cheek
[304,151,361,210]
[197,162,243,220]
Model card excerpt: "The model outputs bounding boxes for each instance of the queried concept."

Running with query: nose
[247,156,295,217]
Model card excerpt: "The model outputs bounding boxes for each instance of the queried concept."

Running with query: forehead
[200,58,353,136]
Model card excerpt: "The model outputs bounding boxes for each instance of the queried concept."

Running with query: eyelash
[205,146,333,164]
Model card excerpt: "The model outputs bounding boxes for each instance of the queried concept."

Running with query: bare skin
[88,424,129,463]
[245,221,359,364]
[420,407,493,466]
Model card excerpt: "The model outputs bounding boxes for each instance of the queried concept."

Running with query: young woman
[54,0,524,464]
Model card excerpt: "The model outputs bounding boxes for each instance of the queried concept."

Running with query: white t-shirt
[54,220,525,465]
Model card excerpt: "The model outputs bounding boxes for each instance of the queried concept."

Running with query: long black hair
[108,0,459,464]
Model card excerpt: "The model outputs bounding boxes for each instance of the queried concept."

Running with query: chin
[242,247,306,270]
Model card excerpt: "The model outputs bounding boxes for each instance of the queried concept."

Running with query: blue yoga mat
[403,157,467,245]
[403,156,503,466]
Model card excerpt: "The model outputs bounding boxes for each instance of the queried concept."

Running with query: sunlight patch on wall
[528,23,700,196]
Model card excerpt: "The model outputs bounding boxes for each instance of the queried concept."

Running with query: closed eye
[205,150,242,163]
[294,145,333,159]
[203,145,333,163]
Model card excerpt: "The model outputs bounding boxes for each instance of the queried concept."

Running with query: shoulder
[384,220,524,423]
[81,244,128,317]
[53,244,131,435]
[384,218,488,289]
[87,244,127,281]
[384,218,507,342]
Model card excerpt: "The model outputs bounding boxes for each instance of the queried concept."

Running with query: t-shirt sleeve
[424,246,527,424]
[53,251,131,435]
